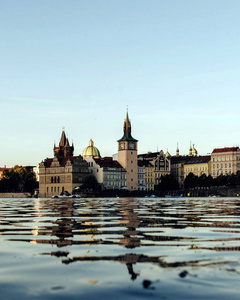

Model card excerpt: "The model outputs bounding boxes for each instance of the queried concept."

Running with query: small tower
[54,129,74,158]
[176,143,179,157]
[192,144,198,156]
[117,110,138,190]
[189,141,193,157]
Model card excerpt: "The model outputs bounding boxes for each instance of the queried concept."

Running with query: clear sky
[1,0,240,167]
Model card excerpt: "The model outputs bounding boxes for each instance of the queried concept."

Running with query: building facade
[211,147,240,178]
[184,156,211,179]
[153,150,171,185]
[39,130,89,198]
[117,111,138,190]
[84,157,126,190]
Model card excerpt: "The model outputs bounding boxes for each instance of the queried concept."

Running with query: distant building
[39,130,89,198]
[184,156,211,179]
[0,166,10,179]
[138,160,148,191]
[117,110,138,190]
[170,156,190,188]
[33,164,40,181]
[211,147,240,178]
[153,150,171,185]
[85,157,126,190]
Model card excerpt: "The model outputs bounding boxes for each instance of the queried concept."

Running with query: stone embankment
[0,193,31,198]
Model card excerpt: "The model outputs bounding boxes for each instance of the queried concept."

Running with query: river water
[1,197,240,299]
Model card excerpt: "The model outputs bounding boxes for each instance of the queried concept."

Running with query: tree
[184,172,198,189]
[82,175,99,192]
[0,165,38,193]
[155,174,179,191]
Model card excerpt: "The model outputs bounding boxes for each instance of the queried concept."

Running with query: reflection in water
[1,197,240,299]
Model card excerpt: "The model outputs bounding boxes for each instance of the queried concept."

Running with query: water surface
[1,197,240,299]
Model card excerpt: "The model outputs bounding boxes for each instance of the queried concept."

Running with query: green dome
[82,139,101,158]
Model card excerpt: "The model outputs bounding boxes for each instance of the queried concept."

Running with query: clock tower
[117,110,138,190]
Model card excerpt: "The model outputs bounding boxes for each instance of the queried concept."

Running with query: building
[138,160,148,191]
[144,161,154,191]
[33,164,40,181]
[153,150,171,185]
[170,156,190,188]
[184,156,211,179]
[211,147,240,178]
[39,130,89,198]
[117,111,138,190]
[85,157,126,190]
[0,166,10,179]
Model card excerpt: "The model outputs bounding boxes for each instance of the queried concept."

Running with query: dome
[192,144,198,156]
[82,139,101,158]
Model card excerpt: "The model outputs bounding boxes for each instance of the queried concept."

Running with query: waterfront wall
[0,193,31,198]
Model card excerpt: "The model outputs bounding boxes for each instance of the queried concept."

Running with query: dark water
[1,197,240,299]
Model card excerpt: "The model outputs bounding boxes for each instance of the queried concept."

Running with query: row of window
[47,186,64,193]
[212,163,231,169]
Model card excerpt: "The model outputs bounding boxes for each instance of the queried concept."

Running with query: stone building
[39,130,89,198]
[117,111,138,190]
[211,147,240,178]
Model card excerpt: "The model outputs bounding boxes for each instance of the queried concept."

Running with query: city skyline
[1,1,240,167]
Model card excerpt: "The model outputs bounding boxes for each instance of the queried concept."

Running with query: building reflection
[3,197,240,282]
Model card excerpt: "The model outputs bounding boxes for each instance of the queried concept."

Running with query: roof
[212,147,239,154]
[118,111,138,142]
[138,152,159,160]
[170,155,192,164]
[94,157,125,169]
[43,156,79,168]
[0,167,10,172]
[185,156,211,165]
[138,160,149,167]
[82,140,101,158]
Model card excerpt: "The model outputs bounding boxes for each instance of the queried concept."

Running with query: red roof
[212,147,239,154]
[44,156,78,168]
[94,157,125,169]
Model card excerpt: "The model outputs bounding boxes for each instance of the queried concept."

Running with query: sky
[1,0,240,167]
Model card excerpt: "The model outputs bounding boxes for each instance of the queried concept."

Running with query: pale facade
[184,156,211,179]
[145,162,154,191]
[118,111,138,190]
[211,147,240,178]
[84,157,126,190]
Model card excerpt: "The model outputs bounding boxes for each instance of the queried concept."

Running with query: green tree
[0,165,38,193]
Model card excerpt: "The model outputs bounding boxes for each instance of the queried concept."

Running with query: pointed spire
[59,130,67,147]
[176,142,179,157]
[118,109,138,142]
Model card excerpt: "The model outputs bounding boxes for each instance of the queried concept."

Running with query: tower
[54,129,74,158]
[117,110,138,190]
[176,143,179,157]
